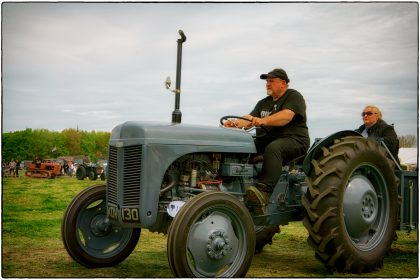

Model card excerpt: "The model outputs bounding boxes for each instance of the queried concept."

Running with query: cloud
[2,2,418,142]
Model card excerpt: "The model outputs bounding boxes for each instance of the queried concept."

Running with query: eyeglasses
[361,111,377,117]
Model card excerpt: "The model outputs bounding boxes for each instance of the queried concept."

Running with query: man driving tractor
[224,68,310,214]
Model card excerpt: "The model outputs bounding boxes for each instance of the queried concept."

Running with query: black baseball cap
[260,68,290,83]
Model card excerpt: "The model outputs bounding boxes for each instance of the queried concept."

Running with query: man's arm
[252,109,295,127]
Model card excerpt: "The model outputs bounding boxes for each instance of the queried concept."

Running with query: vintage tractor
[61,31,417,277]
[76,162,106,181]
[25,159,62,179]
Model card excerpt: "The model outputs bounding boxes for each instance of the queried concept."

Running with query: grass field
[2,176,418,277]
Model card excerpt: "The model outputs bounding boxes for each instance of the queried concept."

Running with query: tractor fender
[302,130,362,176]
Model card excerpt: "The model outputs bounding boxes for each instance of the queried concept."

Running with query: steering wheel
[219,115,268,138]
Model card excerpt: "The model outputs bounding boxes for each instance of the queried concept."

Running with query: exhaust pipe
[172,30,187,124]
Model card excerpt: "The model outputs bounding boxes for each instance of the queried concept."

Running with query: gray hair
[364,105,382,119]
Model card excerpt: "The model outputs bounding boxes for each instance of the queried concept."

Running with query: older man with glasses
[356,105,400,164]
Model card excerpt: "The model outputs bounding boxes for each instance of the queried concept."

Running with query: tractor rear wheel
[167,191,255,277]
[76,166,86,180]
[61,184,140,267]
[302,136,398,273]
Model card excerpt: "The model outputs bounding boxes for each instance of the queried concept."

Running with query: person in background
[15,159,20,177]
[2,160,7,177]
[9,159,16,177]
[68,161,75,177]
[83,155,91,164]
[356,105,399,164]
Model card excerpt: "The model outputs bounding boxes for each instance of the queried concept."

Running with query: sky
[2,2,418,143]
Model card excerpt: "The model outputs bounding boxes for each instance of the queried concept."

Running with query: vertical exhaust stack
[172,30,187,124]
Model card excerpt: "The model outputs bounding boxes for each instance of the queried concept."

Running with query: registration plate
[107,205,140,222]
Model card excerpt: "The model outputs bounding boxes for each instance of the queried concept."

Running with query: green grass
[2,177,418,277]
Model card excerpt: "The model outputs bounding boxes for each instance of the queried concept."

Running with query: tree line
[2,128,110,163]
[1,128,417,164]
[398,135,417,148]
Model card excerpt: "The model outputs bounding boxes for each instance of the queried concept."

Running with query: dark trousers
[254,137,308,189]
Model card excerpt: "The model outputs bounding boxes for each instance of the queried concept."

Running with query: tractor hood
[109,121,256,152]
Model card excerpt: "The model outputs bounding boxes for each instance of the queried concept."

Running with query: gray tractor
[61,31,417,277]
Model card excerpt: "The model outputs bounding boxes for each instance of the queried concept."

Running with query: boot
[246,184,271,215]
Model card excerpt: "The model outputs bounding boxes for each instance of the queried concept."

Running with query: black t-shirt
[250,89,310,146]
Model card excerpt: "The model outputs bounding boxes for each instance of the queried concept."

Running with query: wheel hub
[186,211,239,276]
[90,215,111,236]
[344,174,378,238]
[207,230,230,260]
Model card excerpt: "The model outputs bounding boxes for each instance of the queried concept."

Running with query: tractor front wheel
[167,191,255,277]
[303,136,398,273]
[61,185,140,267]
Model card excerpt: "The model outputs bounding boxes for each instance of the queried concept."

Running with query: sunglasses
[361,111,377,117]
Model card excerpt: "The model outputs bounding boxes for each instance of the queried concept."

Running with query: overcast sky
[2,2,418,142]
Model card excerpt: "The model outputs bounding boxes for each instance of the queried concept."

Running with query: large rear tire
[167,191,255,277]
[76,166,86,180]
[61,185,140,267]
[302,136,398,273]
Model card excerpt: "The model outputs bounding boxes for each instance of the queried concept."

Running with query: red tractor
[25,159,62,179]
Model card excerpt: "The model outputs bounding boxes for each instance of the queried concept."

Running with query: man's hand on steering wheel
[222,115,266,128]
[220,115,268,138]
[220,116,252,128]
[223,119,237,128]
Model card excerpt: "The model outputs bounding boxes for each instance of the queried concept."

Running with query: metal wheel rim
[186,207,248,277]
[75,198,134,258]
[343,163,389,251]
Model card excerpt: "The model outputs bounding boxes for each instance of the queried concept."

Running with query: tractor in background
[76,162,106,181]
[25,158,62,179]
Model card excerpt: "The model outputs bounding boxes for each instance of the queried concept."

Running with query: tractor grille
[107,146,118,204]
[122,146,142,205]
[107,145,142,207]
